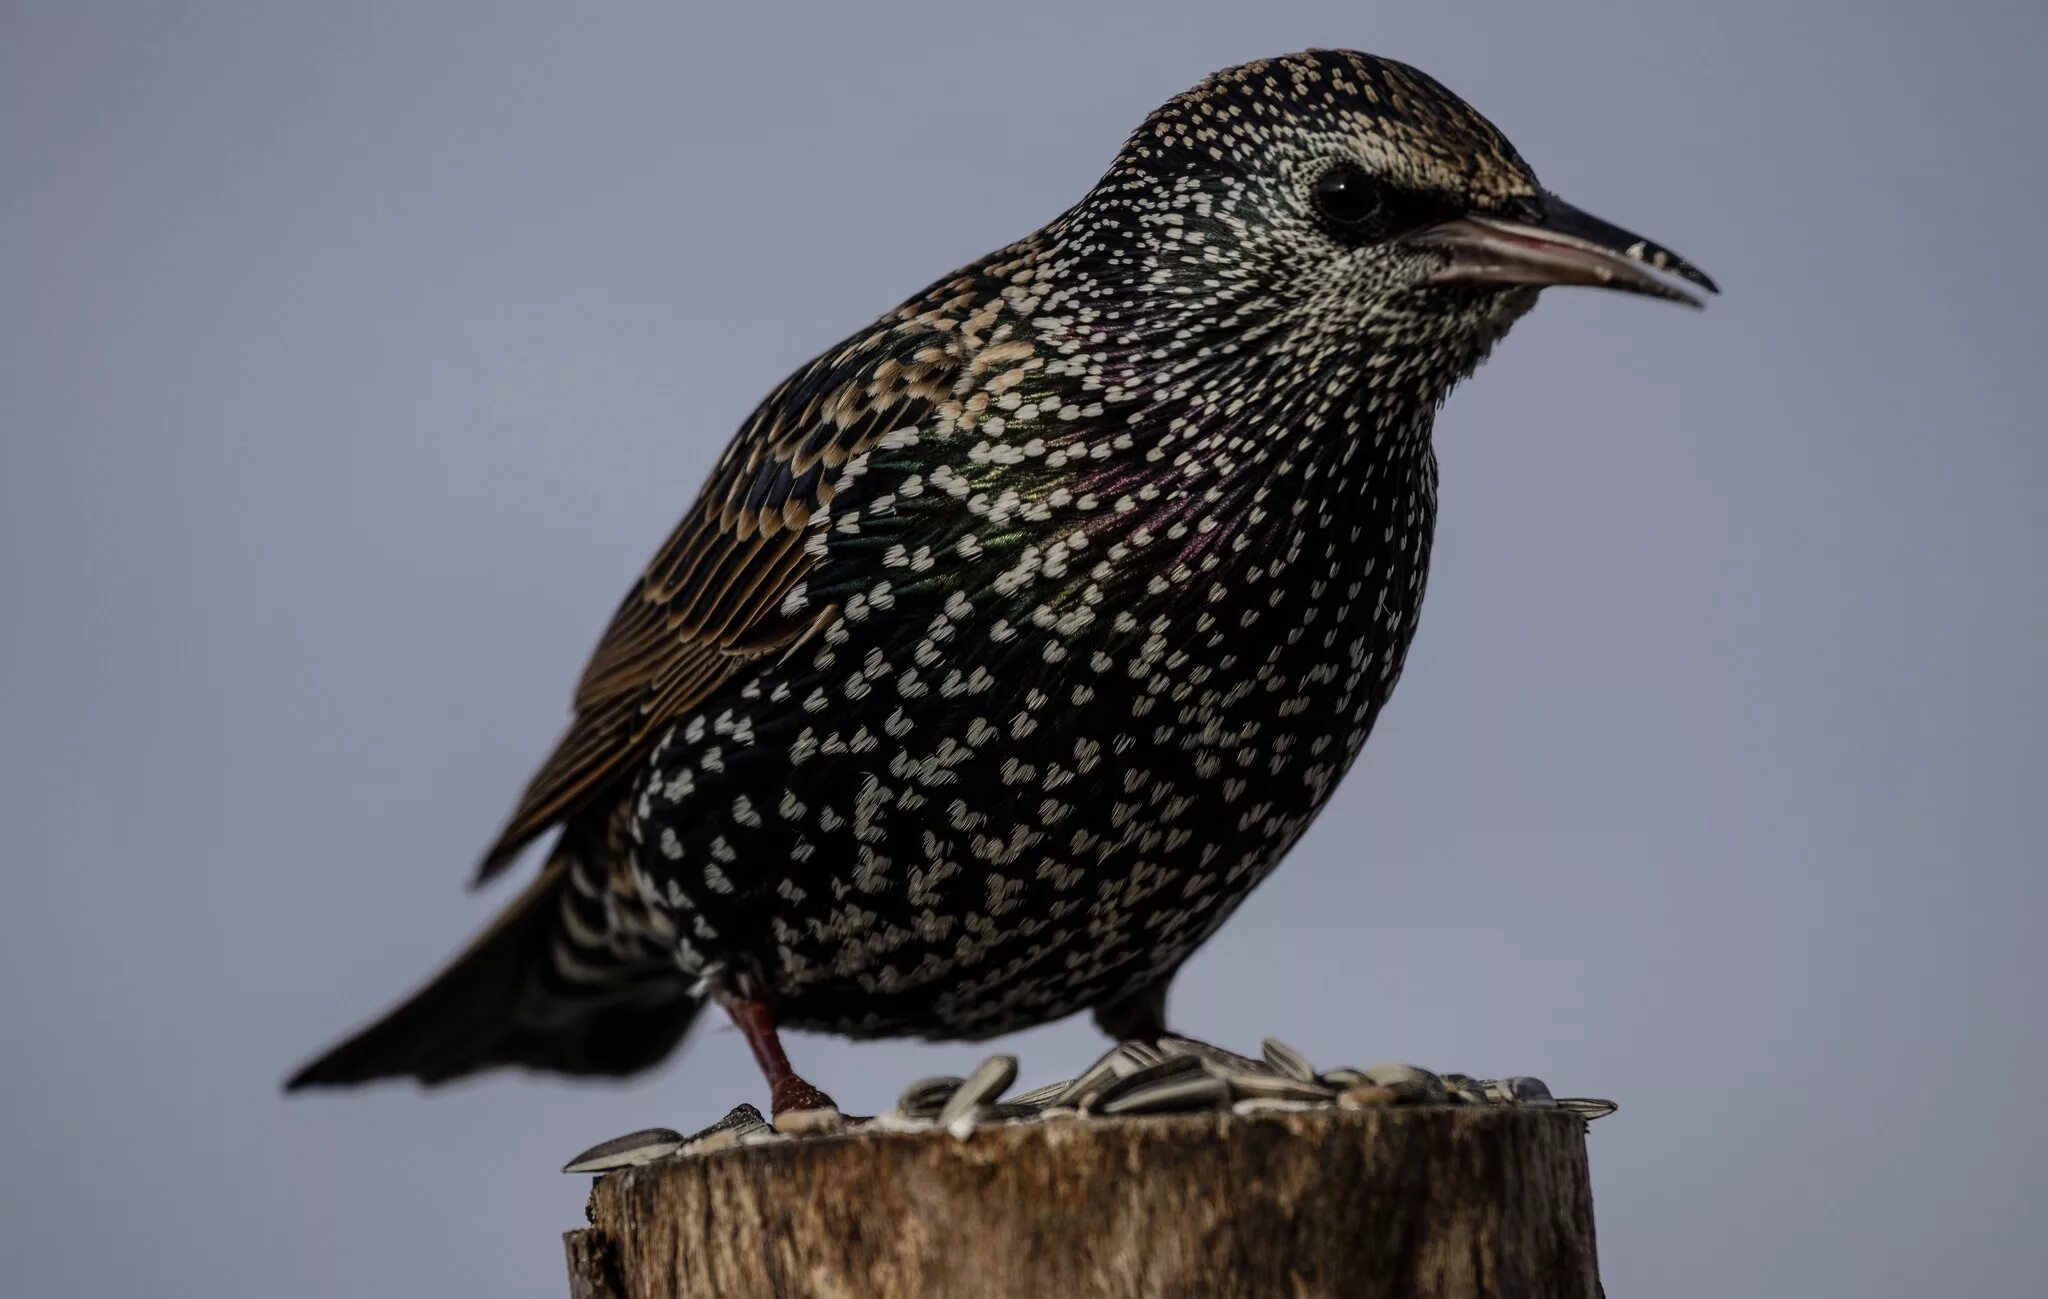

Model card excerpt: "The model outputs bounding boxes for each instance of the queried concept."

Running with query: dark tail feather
[286,860,698,1090]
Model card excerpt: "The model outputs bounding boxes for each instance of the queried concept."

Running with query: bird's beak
[1409,191,1718,307]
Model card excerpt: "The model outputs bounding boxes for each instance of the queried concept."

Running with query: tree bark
[564,1106,1601,1299]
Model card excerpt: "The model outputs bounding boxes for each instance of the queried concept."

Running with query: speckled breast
[628,438,1438,1040]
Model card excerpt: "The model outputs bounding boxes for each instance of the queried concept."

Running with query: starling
[289,50,1713,1115]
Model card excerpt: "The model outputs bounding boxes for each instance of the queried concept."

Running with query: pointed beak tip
[1644,252,1719,301]
[1415,191,1715,309]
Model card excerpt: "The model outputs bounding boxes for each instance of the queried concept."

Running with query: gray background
[3,3,2042,1296]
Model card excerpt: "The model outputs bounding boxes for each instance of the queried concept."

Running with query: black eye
[1311,162,1385,229]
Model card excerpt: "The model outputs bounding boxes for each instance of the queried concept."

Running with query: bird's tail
[286,842,698,1090]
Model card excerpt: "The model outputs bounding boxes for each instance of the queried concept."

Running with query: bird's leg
[720,994,838,1117]
[1093,976,1271,1075]
[1092,977,1172,1044]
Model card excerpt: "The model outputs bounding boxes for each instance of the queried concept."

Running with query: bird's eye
[1311,162,1385,229]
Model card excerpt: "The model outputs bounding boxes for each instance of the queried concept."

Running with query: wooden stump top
[565,1104,1601,1299]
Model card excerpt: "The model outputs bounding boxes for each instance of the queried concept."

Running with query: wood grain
[564,1105,1601,1298]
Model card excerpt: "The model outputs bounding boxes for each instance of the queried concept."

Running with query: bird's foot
[717,992,852,1124]
[768,1074,841,1124]
[716,994,870,1127]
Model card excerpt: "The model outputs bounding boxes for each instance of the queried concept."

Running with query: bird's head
[1048,50,1714,418]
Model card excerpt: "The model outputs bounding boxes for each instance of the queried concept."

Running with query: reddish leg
[722,996,838,1117]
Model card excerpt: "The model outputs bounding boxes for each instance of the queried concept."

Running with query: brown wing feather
[473,325,961,882]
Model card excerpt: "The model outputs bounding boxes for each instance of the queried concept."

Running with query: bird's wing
[475,323,963,882]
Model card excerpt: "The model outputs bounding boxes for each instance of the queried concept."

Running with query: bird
[288,49,1714,1117]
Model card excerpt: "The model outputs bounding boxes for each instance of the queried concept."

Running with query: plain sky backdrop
[4,3,2043,1296]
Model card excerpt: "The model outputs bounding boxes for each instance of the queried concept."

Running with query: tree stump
[563,1105,1601,1298]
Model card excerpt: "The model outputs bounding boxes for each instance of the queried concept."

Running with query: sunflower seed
[684,1126,745,1154]
[1319,1067,1369,1089]
[1336,1085,1399,1109]
[1005,1080,1072,1110]
[1558,1097,1620,1122]
[684,1103,771,1150]
[561,1126,686,1174]
[1157,1035,1265,1075]
[1361,1063,1447,1103]
[1232,1096,1321,1116]
[1083,1054,1209,1113]
[1050,1041,1168,1109]
[934,1054,1018,1131]
[699,1103,769,1136]
[1223,1070,1336,1103]
[1501,1076,1556,1106]
[1439,1072,1489,1104]
[1261,1037,1318,1084]
[1480,1076,1554,1107]
[897,1075,967,1118]
[869,1110,936,1133]
[1099,1069,1231,1115]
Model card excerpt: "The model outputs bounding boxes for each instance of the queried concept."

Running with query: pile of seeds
[562,1037,1617,1174]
